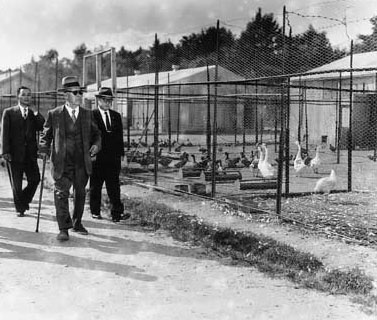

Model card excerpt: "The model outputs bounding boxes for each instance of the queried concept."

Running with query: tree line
[5,8,377,92]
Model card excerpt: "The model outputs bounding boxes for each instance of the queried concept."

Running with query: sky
[0,0,376,71]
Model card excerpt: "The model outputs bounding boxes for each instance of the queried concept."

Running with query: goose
[184,154,198,168]
[294,141,308,176]
[174,152,189,168]
[216,160,224,173]
[185,138,193,147]
[257,146,264,174]
[314,169,337,200]
[310,146,321,173]
[168,152,188,168]
[240,152,251,167]
[249,150,260,177]
[259,144,275,178]
[158,156,173,168]
[198,145,207,153]
[224,152,240,169]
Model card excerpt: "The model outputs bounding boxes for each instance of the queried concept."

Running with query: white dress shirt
[65,104,79,121]
[98,107,111,129]
[18,104,28,119]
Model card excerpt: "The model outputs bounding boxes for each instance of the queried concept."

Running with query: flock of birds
[126,138,337,194]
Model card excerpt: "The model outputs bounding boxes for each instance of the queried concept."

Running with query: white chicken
[294,141,308,176]
[314,169,337,195]
[310,145,321,174]
[258,144,276,178]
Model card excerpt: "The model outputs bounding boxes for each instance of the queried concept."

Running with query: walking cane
[36,154,47,233]
[5,160,14,191]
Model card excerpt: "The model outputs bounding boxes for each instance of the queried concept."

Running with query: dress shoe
[17,212,25,217]
[72,225,89,235]
[57,230,69,241]
[112,217,120,223]
[120,212,131,220]
[91,214,102,220]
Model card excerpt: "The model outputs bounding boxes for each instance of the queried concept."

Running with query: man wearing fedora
[1,86,45,217]
[90,87,128,222]
[39,76,101,241]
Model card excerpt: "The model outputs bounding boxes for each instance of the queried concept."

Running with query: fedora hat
[59,76,86,92]
[95,87,114,99]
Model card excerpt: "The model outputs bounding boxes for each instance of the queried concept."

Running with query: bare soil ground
[0,166,377,319]
[123,183,377,297]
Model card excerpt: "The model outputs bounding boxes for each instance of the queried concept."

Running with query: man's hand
[2,154,11,162]
[89,145,99,157]
[121,156,128,166]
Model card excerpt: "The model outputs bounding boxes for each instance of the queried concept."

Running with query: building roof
[0,69,21,83]
[292,51,377,81]
[86,65,244,96]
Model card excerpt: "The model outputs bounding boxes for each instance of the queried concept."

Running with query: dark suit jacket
[39,105,101,180]
[0,105,45,162]
[93,108,124,163]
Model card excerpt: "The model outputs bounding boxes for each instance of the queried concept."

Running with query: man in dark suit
[0,86,45,217]
[90,87,128,222]
[39,76,101,241]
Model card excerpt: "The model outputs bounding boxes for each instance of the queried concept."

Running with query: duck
[314,169,337,197]
[258,144,275,178]
[293,141,308,176]
[310,145,321,173]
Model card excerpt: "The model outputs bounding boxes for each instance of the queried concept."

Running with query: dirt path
[0,170,375,319]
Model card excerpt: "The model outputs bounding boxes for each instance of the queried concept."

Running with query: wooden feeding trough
[234,178,277,190]
[174,182,209,196]
[178,168,203,179]
[200,170,242,183]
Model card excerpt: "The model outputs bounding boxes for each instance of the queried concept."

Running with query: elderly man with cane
[39,76,101,241]
[0,86,45,217]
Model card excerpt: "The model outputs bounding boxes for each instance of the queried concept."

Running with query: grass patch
[123,196,375,309]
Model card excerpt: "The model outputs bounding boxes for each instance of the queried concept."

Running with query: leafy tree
[156,40,180,71]
[116,46,140,76]
[235,8,282,77]
[288,25,341,73]
[354,16,377,53]
[134,48,152,74]
[177,26,235,67]
[72,43,91,81]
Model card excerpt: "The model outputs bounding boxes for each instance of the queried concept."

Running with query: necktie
[72,109,77,123]
[105,111,111,131]
[22,108,28,119]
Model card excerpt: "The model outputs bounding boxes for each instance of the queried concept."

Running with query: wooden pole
[348,41,353,192]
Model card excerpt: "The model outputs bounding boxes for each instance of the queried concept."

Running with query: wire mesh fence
[1,5,377,235]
